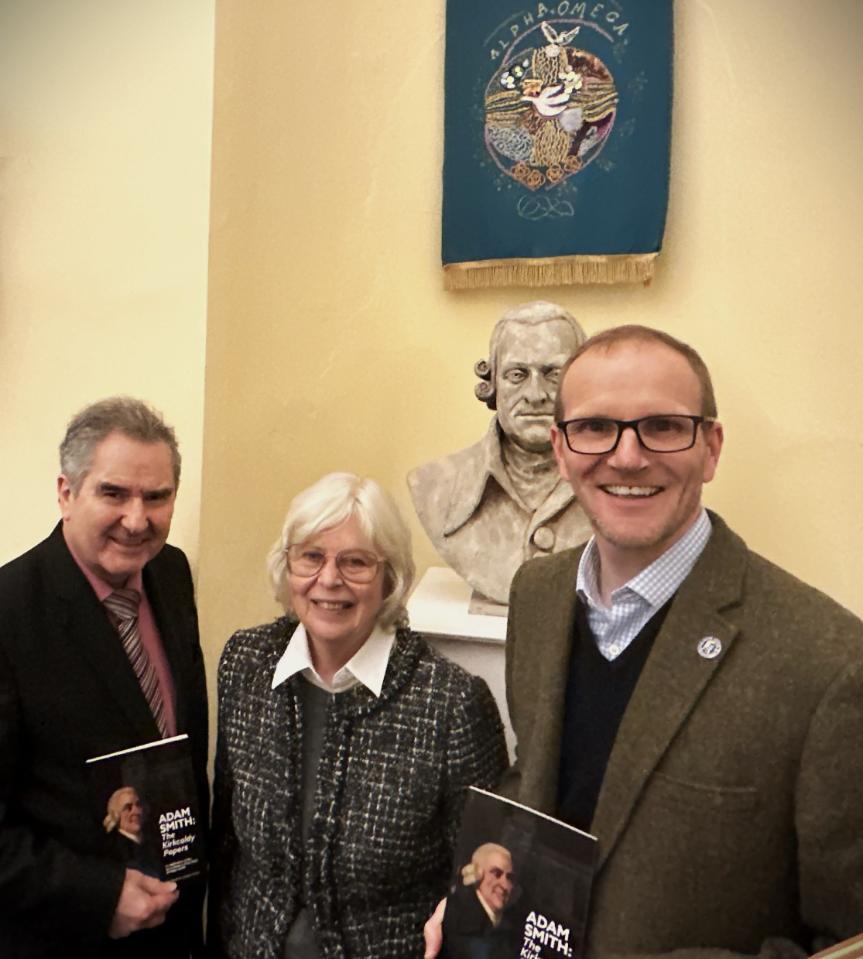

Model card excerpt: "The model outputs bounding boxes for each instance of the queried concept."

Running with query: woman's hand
[423,897,447,958]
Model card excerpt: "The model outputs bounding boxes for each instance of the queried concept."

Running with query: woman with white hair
[209,473,507,959]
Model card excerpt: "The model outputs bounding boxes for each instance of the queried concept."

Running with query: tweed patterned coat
[502,512,863,959]
[209,618,507,959]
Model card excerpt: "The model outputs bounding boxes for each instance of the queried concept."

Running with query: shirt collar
[442,421,573,534]
[64,529,144,601]
[576,536,603,606]
[577,508,712,610]
[442,421,509,534]
[272,621,396,696]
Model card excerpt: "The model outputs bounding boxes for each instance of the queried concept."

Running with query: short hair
[475,301,587,409]
[60,397,181,492]
[461,843,513,886]
[103,786,140,833]
[266,473,415,630]
[553,324,718,422]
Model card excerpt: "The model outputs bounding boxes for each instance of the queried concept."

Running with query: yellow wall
[198,0,863,684]
[2,0,860,745]
[0,0,214,568]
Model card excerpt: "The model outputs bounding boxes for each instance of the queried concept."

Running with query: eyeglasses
[285,545,384,584]
[556,414,713,455]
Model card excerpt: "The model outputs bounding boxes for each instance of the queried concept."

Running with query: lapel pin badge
[697,636,722,660]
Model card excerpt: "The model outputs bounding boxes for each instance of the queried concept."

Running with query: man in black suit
[0,397,209,958]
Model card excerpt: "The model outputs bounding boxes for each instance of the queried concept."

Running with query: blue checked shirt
[576,509,712,661]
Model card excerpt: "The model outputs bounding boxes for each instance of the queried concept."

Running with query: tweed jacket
[209,618,508,959]
[501,512,863,959]
[0,524,209,959]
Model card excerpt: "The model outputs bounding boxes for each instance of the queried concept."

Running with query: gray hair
[266,472,415,630]
[60,397,181,492]
[474,301,586,409]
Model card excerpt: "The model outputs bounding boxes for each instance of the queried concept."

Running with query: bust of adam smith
[408,301,592,605]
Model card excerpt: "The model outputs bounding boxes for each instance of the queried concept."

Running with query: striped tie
[104,588,168,738]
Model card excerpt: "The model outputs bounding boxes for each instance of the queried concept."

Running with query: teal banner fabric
[442,1,673,288]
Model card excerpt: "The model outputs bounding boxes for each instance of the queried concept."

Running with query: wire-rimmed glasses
[285,545,384,584]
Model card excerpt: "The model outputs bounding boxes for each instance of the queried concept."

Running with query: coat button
[532,526,555,551]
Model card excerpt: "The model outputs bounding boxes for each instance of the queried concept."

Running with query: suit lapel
[518,551,581,813]
[528,479,575,530]
[44,527,157,739]
[589,516,748,871]
[253,659,299,877]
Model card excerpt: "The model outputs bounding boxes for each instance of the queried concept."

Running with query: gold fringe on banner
[443,253,657,290]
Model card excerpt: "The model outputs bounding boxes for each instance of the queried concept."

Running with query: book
[86,734,203,882]
[441,787,597,959]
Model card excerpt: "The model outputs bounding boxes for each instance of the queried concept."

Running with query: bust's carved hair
[475,301,586,410]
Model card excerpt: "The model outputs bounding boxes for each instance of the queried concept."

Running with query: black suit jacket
[0,524,209,959]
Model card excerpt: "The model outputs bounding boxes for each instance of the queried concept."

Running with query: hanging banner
[442,1,673,289]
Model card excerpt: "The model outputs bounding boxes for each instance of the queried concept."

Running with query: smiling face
[551,338,723,584]
[495,319,578,453]
[58,432,176,587]
[288,514,386,672]
[477,848,514,918]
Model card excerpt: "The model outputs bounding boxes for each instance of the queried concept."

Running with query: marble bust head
[476,302,584,452]
[408,301,593,605]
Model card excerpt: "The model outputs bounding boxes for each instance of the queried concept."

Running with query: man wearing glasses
[428,325,862,958]
[501,325,863,957]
